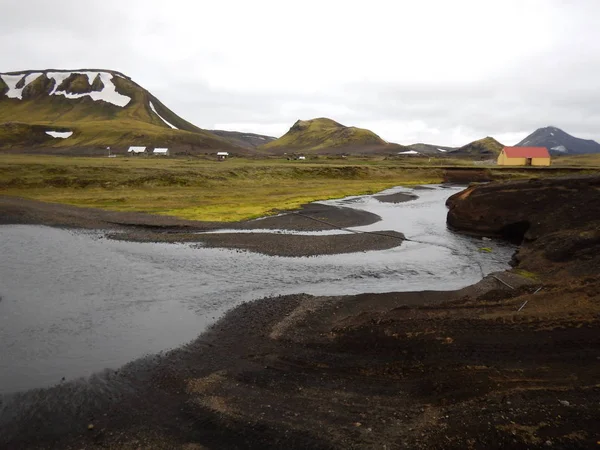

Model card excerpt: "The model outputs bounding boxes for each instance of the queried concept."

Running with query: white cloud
[1,0,600,145]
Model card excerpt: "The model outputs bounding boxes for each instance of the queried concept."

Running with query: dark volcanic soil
[374,192,418,204]
[2,272,598,450]
[113,230,405,257]
[446,174,600,278]
[2,176,600,449]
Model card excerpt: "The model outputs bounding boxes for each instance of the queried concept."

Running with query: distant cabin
[153,148,170,156]
[127,146,147,155]
[297,156,306,160]
[217,151,229,161]
[497,147,551,166]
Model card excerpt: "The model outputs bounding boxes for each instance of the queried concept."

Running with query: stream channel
[0,185,515,395]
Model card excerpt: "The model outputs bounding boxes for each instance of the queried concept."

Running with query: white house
[153,148,170,156]
[127,146,147,155]
[217,151,229,161]
[298,156,306,160]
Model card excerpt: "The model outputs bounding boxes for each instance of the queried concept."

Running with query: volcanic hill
[0,69,247,154]
[450,136,504,159]
[260,118,395,154]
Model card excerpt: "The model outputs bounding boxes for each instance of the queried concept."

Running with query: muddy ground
[1,177,600,449]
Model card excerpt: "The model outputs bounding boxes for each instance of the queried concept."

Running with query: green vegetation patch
[0,155,444,221]
[457,137,504,157]
[261,118,387,152]
[512,269,539,281]
[22,74,55,99]
[57,73,92,94]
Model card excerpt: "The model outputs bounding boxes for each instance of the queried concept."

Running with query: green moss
[456,137,504,157]
[0,122,54,145]
[22,75,55,98]
[512,269,539,280]
[0,155,445,221]
[261,118,387,151]
[56,73,92,94]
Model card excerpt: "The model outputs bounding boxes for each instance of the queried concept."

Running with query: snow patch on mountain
[399,150,419,155]
[1,71,131,107]
[46,131,73,139]
[1,73,43,99]
[149,101,178,129]
[47,72,131,107]
[551,145,567,153]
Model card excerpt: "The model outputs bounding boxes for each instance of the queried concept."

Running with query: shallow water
[0,185,515,394]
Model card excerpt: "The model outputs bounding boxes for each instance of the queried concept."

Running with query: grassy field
[0,155,444,221]
[551,153,600,167]
[2,154,597,222]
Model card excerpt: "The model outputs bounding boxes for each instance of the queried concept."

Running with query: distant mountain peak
[517,126,600,155]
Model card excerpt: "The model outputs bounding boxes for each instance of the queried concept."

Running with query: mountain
[0,69,243,154]
[516,126,600,155]
[406,143,456,155]
[209,130,276,149]
[260,118,391,153]
[450,136,504,159]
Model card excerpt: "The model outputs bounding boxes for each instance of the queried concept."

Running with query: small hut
[497,147,551,166]
[217,152,229,161]
[153,148,170,156]
[127,146,147,156]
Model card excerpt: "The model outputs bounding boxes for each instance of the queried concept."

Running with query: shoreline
[0,190,414,257]
[2,176,599,448]
[0,272,542,449]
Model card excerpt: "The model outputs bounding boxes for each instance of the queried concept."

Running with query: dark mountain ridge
[516,126,600,155]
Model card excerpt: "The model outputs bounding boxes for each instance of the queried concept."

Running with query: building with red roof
[497,147,551,166]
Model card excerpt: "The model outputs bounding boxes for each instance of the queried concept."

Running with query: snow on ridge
[1,72,43,99]
[149,101,178,129]
[47,71,131,107]
[399,150,419,155]
[437,148,447,152]
[46,130,73,139]
[1,70,131,107]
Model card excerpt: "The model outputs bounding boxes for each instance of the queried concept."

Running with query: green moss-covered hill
[260,118,390,153]
[451,136,504,159]
[0,69,243,154]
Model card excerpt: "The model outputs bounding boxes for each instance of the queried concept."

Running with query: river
[0,185,515,394]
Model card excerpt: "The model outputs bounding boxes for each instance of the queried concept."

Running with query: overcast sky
[2,0,600,146]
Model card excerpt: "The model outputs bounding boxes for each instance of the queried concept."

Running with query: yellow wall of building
[497,152,551,166]
[531,158,551,166]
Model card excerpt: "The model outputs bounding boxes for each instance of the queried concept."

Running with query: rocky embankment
[447,174,600,277]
